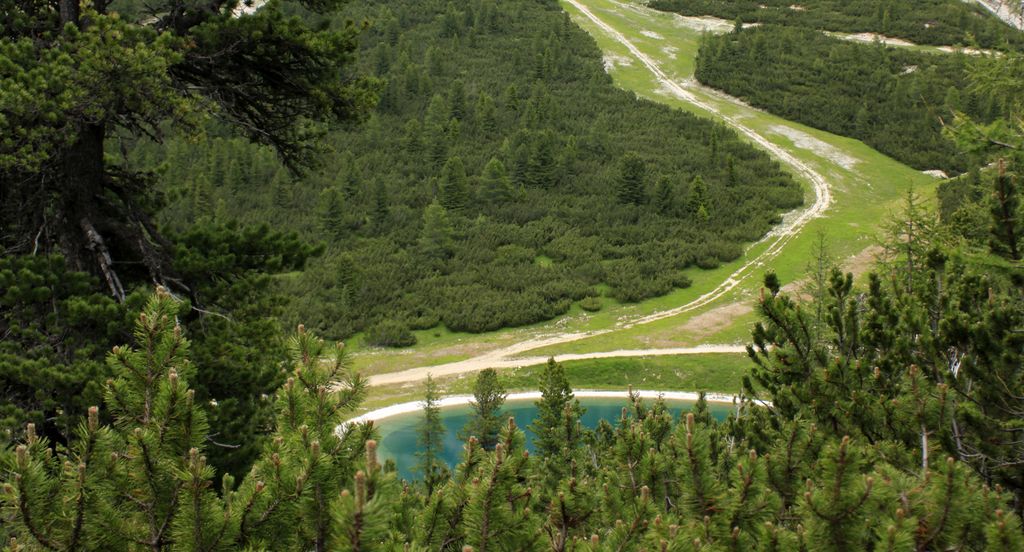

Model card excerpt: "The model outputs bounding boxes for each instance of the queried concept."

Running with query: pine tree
[372,182,389,232]
[525,132,558,189]
[479,157,514,206]
[616,152,645,205]
[475,93,498,136]
[439,156,470,213]
[688,175,709,219]
[653,175,674,214]
[417,375,449,495]
[989,159,1021,260]
[530,359,585,462]
[459,368,507,450]
[449,79,467,121]
[419,199,454,260]
[317,187,347,241]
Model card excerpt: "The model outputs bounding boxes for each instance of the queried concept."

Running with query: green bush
[364,319,417,348]
[579,296,603,312]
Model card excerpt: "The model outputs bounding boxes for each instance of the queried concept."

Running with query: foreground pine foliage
[3,289,1021,551]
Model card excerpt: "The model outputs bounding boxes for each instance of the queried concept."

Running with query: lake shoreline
[348,389,763,424]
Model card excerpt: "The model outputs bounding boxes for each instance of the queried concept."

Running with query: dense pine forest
[127,0,802,341]
[3,0,1024,549]
[652,0,1024,49]
[694,25,1009,173]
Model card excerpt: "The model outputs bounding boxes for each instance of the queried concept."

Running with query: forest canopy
[126,0,804,340]
[694,25,1010,174]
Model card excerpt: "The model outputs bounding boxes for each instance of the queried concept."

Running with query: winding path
[364,1,836,387]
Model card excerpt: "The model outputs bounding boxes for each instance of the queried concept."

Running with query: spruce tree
[439,156,470,213]
[616,152,646,205]
[530,359,584,462]
[459,368,507,450]
[687,175,709,218]
[417,375,449,495]
[653,175,674,215]
[989,159,1021,260]
[317,187,347,241]
[419,199,454,261]
[479,157,514,206]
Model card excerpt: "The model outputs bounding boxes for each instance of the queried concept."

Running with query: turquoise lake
[375,396,733,480]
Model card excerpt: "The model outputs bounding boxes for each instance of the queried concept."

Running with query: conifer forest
[2,0,1024,550]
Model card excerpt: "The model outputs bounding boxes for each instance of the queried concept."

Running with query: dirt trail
[361,0,836,387]
[366,344,748,386]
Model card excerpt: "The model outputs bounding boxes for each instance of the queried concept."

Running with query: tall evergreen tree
[616,152,646,205]
[419,199,454,261]
[459,368,507,450]
[439,156,470,213]
[317,187,347,241]
[417,375,449,495]
[530,359,584,462]
[989,159,1021,260]
[478,157,514,206]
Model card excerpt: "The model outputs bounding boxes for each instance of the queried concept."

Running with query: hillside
[695,25,1010,174]
[651,0,1024,48]
[127,0,802,342]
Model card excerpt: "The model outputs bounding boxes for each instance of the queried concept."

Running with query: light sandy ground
[829,31,997,55]
[923,169,950,179]
[834,32,918,48]
[641,30,664,39]
[348,389,760,424]
[770,125,860,170]
[355,1,837,388]
[971,0,1024,30]
[603,53,634,72]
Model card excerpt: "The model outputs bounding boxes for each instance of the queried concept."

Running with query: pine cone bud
[168,369,178,388]
[590,534,599,545]
[640,486,650,502]
[365,440,377,471]
[462,547,474,552]
[88,406,99,432]
[310,440,321,458]
[15,445,28,469]
[355,470,367,510]
[495,443,505,463]
[686,412,695,434]
[25,423,35,444]
[297,324,305,334]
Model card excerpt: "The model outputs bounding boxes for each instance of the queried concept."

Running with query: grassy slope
[355,0,937,404]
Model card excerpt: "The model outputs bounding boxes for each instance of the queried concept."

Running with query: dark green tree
[418,199,454,261]
[459,368,507,450]
[478,157,514,206]
[0,0,377,300]
[417,375,449,495]
[439,156,470,213]
[530,359,585,462]
[616,152,646,205]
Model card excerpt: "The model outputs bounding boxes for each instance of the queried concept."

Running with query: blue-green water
[375,397,732,480]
